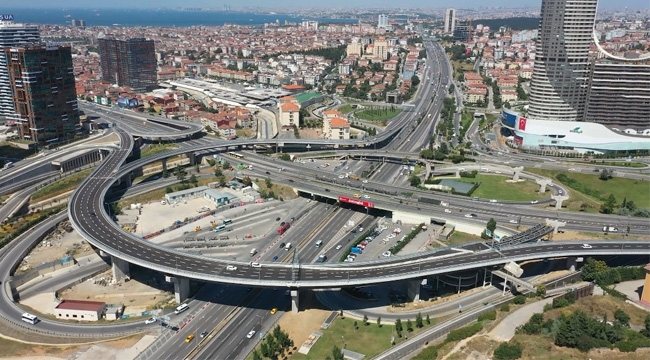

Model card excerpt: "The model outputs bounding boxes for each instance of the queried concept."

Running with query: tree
[332,345,345,360]
[377,316,382,327]
[581,258,609,281]
[426,314,431,325]
[411,75,420,86]
[188,174,198,185]
[252,350,263,360]
[406,319,413,332]
[536,284,546,297]
[599,169,612,181]
[363,314,369,326]
[174,166,187,182]
[353,320,358,330]
[222,160,231,170]
[214,168,223,177]
[265,178,273,188]
[614,309,630,327]
[486,218,497,234]
[395,319,403,333]
[409,175,421,187]
[600,194,617,214]
[415,312,424,328]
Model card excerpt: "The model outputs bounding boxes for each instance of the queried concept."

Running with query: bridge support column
[483,268,493,288]
[173,277,191,303]
[551,195,569,209]
[566,257,577,272]
[545,219,567,234]
[186,152,196,166]
[111,256,130,280]
[162,159,167,173]
[536,179,551,193]
[407,279,424,302]
[512,166,524,181]
[291,290,299,314]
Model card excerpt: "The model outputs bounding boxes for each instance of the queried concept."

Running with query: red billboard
[338,196,374,208]
[518,117,527,131]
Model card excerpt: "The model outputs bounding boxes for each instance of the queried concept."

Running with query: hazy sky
[7,0,648,10]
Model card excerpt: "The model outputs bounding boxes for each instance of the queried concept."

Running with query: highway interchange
[0,39,649,359]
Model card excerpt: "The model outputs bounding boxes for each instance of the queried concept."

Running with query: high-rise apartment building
[98,37,157,91]
[374,37,389,61]
[584,59,650,128]
[527,0,598,121]
[0,22,40,118]
[378,14,388,29]
[453,19,471,42]
[444,8,456,34]
[4,43,79,143]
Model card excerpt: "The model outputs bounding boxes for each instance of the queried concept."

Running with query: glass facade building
[98,37,157,91]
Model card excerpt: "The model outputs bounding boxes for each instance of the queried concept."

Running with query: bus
[223,219,233,225]
[227,152,244,159]
[278,222,291,235]
[174,303,189,315]
[214,224,227,232]
[21,313,38,325]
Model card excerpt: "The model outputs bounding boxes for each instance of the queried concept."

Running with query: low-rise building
[55,300,106,321]
[323,117,350,140]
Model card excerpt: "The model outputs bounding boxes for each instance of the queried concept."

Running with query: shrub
[446,322,483,342]
[478,310,497,321]
[493,342,523,360]
[500,304,510,312]
[513,295,526,305]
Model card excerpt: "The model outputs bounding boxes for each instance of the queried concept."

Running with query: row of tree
[251,326,294,360]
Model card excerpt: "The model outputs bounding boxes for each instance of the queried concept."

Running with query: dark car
[279,242,286,248]
[290,217,295,222]
[200,331,208,338]
[265,171,270,175]
[276,217,281,221]
[272,255,278,261]
[280,222,286,226]
[90,212,96,217]
[288,179,294,182]
[324,188,330,192]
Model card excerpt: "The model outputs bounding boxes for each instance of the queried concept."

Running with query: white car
[489,199,497,203]
[444,209,452,213]
[250,262,262,268]
[338,175,345,179]
[382,251,392,257]
[530,200,539,204]
[335,245,343,250]
[464,214,474,218]
[144,318,157,325]
[226,265,237,271]
[509,219,518,224]
[363,195,370,199]
[581,244,592,249]
[246,330,256,339]
[362,180,368,183]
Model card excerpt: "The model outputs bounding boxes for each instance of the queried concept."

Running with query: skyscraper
[444,8,456,34]
[4,43,79,143]
[377,14,388,29]
[527,0,598,121]
[98,37,157,91]
[0,22,40,118]
[453,19,471,42]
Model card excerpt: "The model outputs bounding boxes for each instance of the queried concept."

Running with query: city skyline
[3,0,647,10]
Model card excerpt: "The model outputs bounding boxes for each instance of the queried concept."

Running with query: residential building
[0,22,40,118]
[453,19,471,42]
[323,116,350,140]
[378,14,389,29]
[527,0,598,121]
[444,9,456,34]
[374,37,389,61]
[584,59,650,128]
[4,43,79,143]
[98,37,157,91]
[278,96,300,127]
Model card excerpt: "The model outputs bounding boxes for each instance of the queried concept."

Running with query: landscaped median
[30,169,93,203]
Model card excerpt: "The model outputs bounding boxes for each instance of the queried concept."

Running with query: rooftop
[56,299,106,311]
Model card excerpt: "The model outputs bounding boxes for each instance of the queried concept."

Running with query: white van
[250,248,257,256]
[285,243,292,251]
[315,240,323,248]
[174,303,189,314]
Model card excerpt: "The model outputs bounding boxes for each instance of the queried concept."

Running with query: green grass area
[460,112,473,130]
[525,168,650,208]
[442,231,482,246]
[585,160,646,168]
[236,128,254,139]
[354,107,402,122]
[31,169,93,202]
[291,317,433,360]
[449,175,548,201]
[140,143,179,158]
[337,104,354,114]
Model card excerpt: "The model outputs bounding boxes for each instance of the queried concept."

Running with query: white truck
[285,243,292,251]
[602,226,618,232]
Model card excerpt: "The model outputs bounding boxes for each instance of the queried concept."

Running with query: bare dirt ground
[58,267,175,315]
[16,224,95,275]
[298,128,323,140]
[276,292,332,348]
[0,333,149,360]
